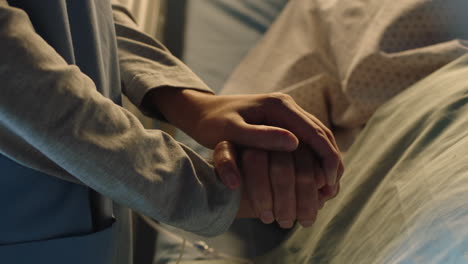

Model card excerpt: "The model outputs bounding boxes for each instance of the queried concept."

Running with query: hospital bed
[126,0,468,263]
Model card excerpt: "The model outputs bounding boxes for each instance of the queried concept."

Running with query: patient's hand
[213,141,343,228]
[240,146,341,228]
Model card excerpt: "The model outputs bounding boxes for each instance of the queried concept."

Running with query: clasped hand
[146,88,344,228]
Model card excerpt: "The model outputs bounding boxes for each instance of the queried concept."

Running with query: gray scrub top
[0,0,240,263]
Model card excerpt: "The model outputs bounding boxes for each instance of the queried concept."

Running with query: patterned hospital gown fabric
[222,0,468,150]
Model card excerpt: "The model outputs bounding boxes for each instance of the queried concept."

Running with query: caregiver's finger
[270,151,296,229]
[232,118,299,151]
[285,98,344,180]
[260,93,341,186]
[213,141,241,190]
[242,148,275,224]
[300,109,341,152]
[294,145,319,228]
[300,110,345,184]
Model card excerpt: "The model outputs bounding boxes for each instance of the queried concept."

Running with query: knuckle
[263,92,292,106]
[318,124,332,135]
[222,118,236,133]
[276,92,293,101]
[316,129,329,141]
[323,127,334,139]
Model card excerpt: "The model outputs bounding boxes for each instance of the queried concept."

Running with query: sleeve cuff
[126,72,214,120]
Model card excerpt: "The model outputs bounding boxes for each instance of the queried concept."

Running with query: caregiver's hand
[145,88,343,186]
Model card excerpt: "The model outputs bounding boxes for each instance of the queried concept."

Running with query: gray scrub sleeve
[111,4,214,119]
[0,1,240,237]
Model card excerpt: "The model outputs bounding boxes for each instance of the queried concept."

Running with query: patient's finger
[320,182,340,202]
[232,117,299,152]
[213,141,241,190]
[270,151,296,229]
[294,145,319,227]
[242,149,275,224]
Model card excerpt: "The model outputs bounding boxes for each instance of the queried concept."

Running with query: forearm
[0,2,239,236]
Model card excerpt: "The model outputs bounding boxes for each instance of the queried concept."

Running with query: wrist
[143,87,214,134]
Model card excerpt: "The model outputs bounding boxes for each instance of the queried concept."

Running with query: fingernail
[260,211,275,224]
[300,220,314,228]
[278,220,294,229]
[326,168,337,186]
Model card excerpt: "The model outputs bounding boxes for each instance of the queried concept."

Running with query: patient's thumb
[213,141,241,190]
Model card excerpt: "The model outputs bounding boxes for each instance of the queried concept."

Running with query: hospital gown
[223,0,468,150]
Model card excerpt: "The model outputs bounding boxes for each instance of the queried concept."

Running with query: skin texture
[144,87,344,227]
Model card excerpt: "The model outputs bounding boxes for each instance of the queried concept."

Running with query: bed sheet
[253,54,468,264]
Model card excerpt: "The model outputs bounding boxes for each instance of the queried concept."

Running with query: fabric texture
[253,52,468,264]
[0,1,240,263]
[222,0,468,151]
